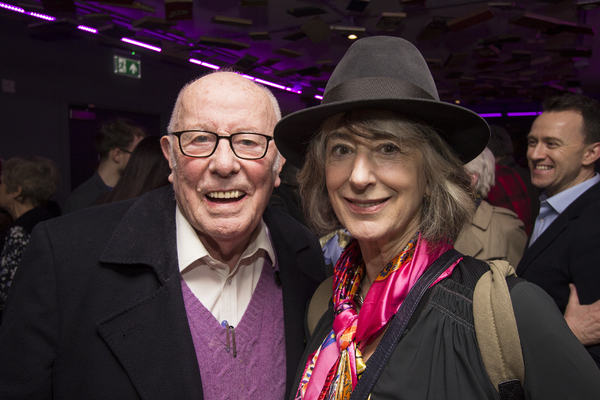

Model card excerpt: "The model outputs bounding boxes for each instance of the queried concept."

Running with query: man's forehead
[177,76,275,130]
[529,111,584,140]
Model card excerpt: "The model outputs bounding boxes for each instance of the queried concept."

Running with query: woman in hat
[274,36,600,400]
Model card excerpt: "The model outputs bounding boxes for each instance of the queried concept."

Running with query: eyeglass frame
[171,130,274,160]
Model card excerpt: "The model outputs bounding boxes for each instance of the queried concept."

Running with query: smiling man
[0,71,326,399]
[517,93,600,368]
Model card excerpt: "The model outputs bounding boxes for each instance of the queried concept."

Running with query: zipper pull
[223,321,237,358]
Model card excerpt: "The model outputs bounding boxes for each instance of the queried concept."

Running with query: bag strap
[307,276,333,335]
[473,259,525,400]
[349,249,462,400]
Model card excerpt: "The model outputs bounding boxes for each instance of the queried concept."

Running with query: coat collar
[99,185,178,283]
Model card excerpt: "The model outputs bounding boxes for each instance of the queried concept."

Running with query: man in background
[517,93,600,368]
[63,118,146,213]
[487,124,538,235]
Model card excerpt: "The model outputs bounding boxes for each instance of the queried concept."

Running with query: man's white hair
[464,147,496,197]
[166,70,282,169]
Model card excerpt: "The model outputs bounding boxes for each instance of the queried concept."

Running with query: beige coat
[454,199,527,267]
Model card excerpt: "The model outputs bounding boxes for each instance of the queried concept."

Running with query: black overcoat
[0,185,326,399]
[517,180,600,368]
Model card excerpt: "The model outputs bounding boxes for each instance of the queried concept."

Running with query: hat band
[322,76,437,105]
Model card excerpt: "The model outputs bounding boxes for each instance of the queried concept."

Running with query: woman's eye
[379,143,401,154]
[330,144,351,156]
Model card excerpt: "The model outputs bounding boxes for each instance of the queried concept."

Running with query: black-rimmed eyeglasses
[172,130,273,160]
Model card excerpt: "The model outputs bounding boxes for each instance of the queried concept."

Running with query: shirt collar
[543,173,600,214]
[175,205,276,274]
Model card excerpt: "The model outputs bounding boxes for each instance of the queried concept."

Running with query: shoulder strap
[307,276,333,335]
[350,249,462,400]
[473,259,525,400]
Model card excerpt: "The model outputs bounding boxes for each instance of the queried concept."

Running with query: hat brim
[274,98,490,168]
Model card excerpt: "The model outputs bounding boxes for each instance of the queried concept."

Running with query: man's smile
[206,190,246,202]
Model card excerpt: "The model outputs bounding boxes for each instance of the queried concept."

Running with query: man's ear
[583,142,600,166]
[160,136,174,168]
[160,136,176,183]
[110,148,122,164]
[273,155,285,188]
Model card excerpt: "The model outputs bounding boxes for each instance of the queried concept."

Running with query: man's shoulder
[490,204,520,219]
[564,180,600,219]
[63,173,110,214]
[50,186,174,235]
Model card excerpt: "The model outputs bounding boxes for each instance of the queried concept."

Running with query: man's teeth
[207,190,243,199]
[536,165,552,170]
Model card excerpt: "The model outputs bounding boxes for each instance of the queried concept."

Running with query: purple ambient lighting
[121,38,161,52]
[28,12,56,21]
[478,113,502,117]
[77,25,98,34]
[0,2,25,12]
[255,78,286,91]
[189,58,220,70]
[285,87,302,94]
[189,61,301,94]
[315,95,324,100]
[242,75,302,94]
[507,112,542,117]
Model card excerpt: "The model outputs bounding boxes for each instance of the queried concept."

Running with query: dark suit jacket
[517,180,600,368]
[0,185,326,399]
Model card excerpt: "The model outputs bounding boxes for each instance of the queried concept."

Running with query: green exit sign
[114,55,141,79]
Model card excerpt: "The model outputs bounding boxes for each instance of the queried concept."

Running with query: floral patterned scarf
[296,232,457,400]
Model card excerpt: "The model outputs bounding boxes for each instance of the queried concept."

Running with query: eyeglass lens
[179,131,269,159]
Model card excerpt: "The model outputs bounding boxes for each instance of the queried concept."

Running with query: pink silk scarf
[296,232,458,400]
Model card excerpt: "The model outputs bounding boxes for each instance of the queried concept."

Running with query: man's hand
[564,283,600,346]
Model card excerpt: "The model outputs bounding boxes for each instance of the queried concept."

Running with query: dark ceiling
[2,0,600,112]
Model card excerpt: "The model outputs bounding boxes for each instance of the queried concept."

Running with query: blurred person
[63,118,146,213]
[487,125,538,234]
[95,136,170,204]
[0,156,60,320]
[268,162,306,226]
[274,36,600,400]
[517,93,600,368]
[454,148,527,267]
[0,160,13,236]
[0,71,326,399]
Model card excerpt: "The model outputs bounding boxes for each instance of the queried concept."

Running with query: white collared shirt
[175,206,277,327]
[529,173,600,246]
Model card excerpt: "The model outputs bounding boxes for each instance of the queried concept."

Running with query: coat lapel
[96,187,203,400]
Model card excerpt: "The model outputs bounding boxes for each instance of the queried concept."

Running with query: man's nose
[208,137,241,176]
[528,143,545,161]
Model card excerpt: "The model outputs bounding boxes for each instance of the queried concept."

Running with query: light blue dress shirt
[529,174,600,246]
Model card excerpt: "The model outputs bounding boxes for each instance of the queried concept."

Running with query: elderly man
[516,93,600,368]
[0,72,326,399]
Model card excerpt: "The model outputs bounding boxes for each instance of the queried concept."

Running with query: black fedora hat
[273,36,490,168]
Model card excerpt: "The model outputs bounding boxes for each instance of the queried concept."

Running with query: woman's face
[0,174,12,211]
[325,129,429,250]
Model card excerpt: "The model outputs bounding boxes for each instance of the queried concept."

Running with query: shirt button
[226,278,232,285]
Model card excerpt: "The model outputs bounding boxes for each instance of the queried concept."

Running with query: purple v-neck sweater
[181,263,286,399]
